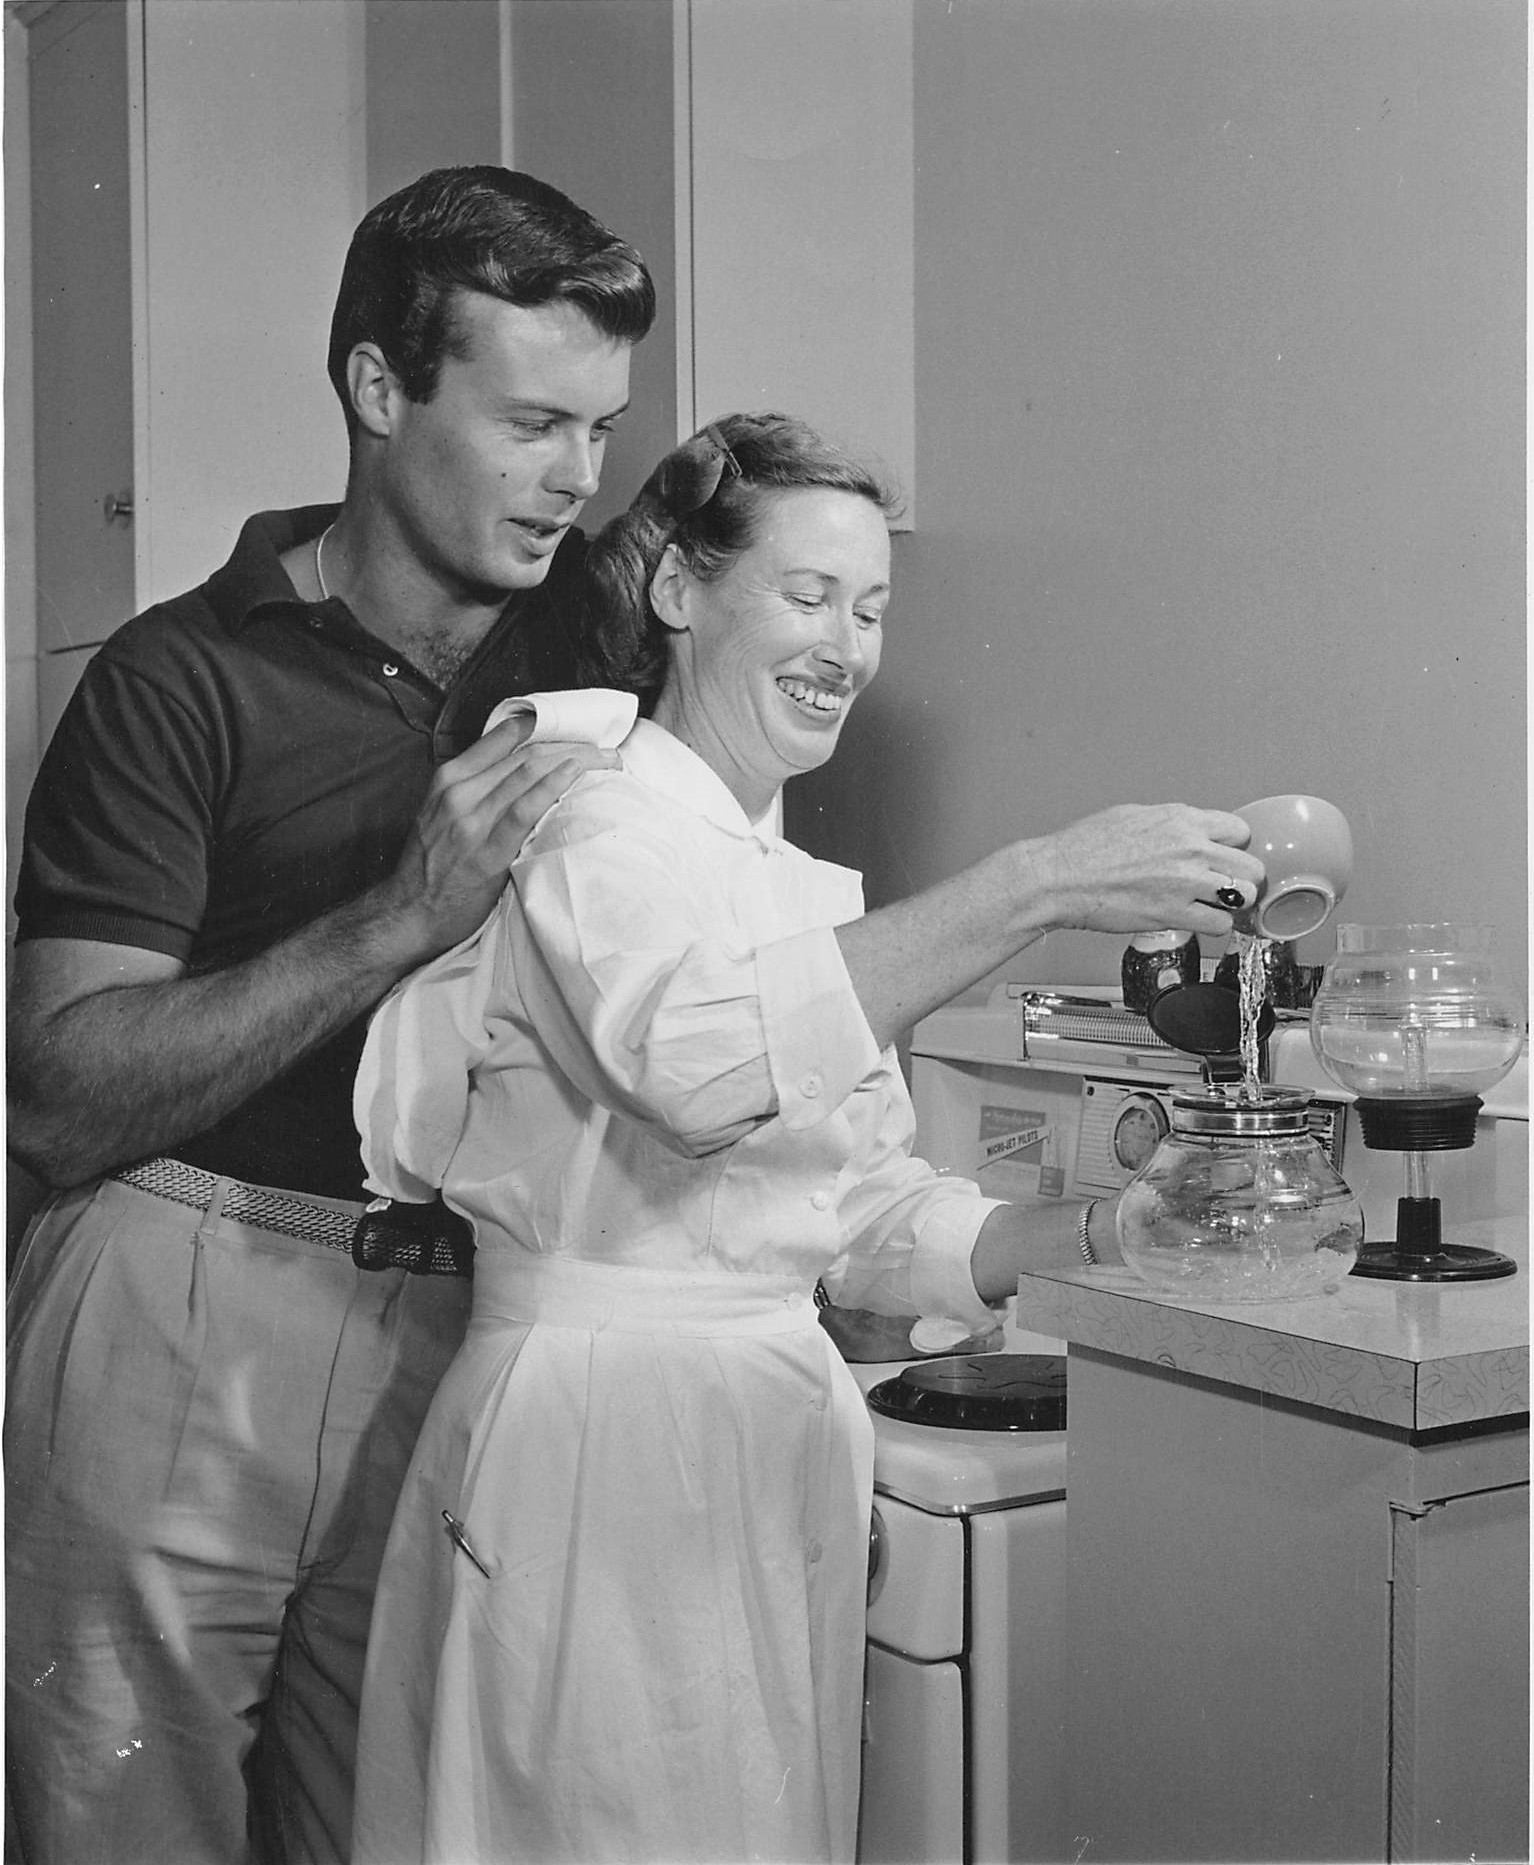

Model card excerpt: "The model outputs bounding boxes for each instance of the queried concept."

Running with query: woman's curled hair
[577,413,901,710]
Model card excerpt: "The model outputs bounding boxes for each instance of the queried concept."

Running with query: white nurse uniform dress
[350,715,1001,1865]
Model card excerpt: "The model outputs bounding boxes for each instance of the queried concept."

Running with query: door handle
[103,492,134,525]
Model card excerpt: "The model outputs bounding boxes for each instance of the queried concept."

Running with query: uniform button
[807,1540,823,1563]
[382,663,399,677]
[801,1073,822,1098]
[810,1190,831,1211]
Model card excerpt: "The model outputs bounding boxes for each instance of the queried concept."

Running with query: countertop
[1016,1214,1529,1433]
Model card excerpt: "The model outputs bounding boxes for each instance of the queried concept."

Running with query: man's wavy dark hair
[327,166,655,439]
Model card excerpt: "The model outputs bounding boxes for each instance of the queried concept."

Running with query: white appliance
[853,1357,1067,1865]
[854,981,1529,1865]
[908,983,1529,1252]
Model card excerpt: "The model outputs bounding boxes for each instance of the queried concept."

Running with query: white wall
[788,0,1527,999]
[12,0,1526,1006]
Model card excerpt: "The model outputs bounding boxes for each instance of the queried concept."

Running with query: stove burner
[866,1353,1067,1432]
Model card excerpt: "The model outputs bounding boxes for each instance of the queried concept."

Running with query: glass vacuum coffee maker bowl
[1308,922,1526,1281]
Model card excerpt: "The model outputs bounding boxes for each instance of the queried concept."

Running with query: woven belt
[111,1158,473,1277]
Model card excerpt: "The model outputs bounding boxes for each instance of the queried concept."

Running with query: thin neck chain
[315,524,335,602]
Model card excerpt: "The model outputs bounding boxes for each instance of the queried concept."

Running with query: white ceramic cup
[1232,794,1353,940]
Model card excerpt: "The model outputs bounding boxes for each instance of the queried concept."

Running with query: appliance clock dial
[1112,1094,1170,1172]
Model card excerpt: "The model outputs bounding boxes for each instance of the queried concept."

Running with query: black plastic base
[1350,1242,1517,1282]
[1354,1095,1482,1151]
[1348,1194,1517,1281]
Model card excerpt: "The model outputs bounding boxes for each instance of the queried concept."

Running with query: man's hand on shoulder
[374,715,621,965]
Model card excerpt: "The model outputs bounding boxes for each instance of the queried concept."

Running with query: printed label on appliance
[976,1104,1061,1197]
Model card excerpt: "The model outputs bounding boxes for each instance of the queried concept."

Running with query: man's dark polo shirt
[15,505,590,1200]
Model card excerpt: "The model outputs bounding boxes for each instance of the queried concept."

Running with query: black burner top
[866,1353,1067,1432]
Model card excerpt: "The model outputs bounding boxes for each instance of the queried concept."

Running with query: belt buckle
[351,1198,473,1278]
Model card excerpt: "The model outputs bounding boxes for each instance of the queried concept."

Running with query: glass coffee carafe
[1115,1087,1363,1301]
[1114,975,1363,1302]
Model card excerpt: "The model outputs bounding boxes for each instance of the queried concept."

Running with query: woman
[350,414,1262,1864]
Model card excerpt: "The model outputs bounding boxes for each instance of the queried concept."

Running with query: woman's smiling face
[652,486,891,818]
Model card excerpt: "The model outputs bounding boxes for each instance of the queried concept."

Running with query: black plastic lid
[866,1353,1067,1432]
[1145,980,1275,1058]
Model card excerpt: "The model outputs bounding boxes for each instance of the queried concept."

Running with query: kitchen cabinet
[13,0,514,788]
[1018,1216,1529,1863]
[506,0,913,515]
[14,0,904,744]
[17,0,360,760]
[1388,1477,1528,1860]
[22,0,137,744]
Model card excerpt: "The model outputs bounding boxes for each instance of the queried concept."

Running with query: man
[6,166,655,1865]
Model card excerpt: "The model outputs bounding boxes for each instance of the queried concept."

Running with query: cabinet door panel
[1390,1484,1530,1863]
[29,0,135,656]
[137,0,357,604]
[858,1644,963,1863]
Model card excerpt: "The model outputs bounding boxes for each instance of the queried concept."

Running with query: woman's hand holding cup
[1228,795,1353,940]
[1027,802,1267,935]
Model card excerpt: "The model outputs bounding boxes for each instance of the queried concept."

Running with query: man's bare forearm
[8,888,438,1188]
[9,733,617,1189]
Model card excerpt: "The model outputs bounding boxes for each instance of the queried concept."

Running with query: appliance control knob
[1112,1093,1170,1174]
[866,1504,887,1606]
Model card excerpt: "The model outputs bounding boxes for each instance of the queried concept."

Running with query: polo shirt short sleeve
[14,507,588,1198]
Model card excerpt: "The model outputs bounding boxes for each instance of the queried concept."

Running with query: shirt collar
[619,719,782,845]
[206,507,585,660]
[202,505,341,631]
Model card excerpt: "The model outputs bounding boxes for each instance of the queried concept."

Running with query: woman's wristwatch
[1077,1199,1100,1267]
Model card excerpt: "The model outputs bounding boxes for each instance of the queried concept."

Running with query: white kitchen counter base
[1019,1214,1528,1434]
[1017,1218,1529,1864]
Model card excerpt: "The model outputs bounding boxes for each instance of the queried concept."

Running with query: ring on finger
[1215,882,1246,910]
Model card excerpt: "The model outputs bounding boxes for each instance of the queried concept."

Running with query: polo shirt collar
[620,719,781,845]
[202,505,340,631]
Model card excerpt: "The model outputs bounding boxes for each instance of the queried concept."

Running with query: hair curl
[579,412,902,709]
[327,166,655,440]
